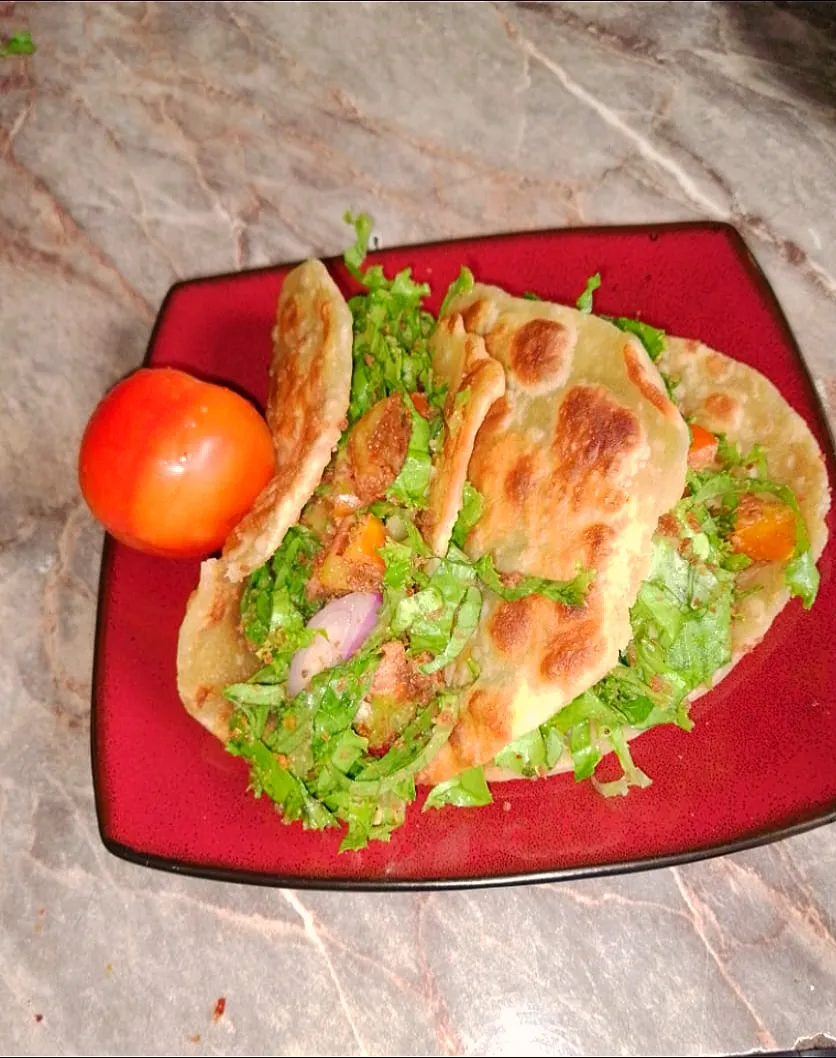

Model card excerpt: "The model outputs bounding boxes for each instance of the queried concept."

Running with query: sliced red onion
[287,591,381,696]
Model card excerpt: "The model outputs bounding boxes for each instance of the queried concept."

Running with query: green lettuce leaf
[238,526,322,675]
[424,766,493,809]
[451,481,484,549]
[473,553,593,607]
[420,585,482,674]
[389,546,482,671]
[387,397,432,509]
[493,725,563,778]
[439,267,474,318]
[609,317,666,361]
[785,549,819,608]
[576,273,601,314]
[343,213,444,424]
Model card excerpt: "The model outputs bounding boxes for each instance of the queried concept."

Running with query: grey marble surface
[2,1,836,1055]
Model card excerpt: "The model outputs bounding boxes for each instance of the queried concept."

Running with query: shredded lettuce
[238,526,322,677]
[343,213,444,424]
[439,267,474,318]
[493,724,563,778]
[684,465,819,608]
[576,273,601,314]
[473,553,593,608]
[609,317,666,362]
[385,537,482,672]
[227,635,462,851]
[386,396,432,509]
[424,766,493,810]
[451,481,484,549]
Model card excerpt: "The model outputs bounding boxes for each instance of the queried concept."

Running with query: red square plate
[92,223,836,890]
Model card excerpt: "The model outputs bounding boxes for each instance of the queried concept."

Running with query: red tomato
[78,367,275,557]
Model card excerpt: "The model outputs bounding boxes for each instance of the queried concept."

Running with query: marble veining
[2,2,836,1054]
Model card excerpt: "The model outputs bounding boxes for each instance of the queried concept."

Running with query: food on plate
[175,215,830,849]
[78,367,275,557]
[222,259,354,582]
[658,336,828,677]
[419,281,690,784]
[176,259,352,734]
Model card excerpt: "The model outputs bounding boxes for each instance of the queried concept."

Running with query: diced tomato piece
[345,513,387,571]
[688,423,718,470]
[317,514,387,595]
[410,392,431,419]
[731,494,796,563]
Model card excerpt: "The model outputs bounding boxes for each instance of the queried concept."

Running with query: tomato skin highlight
[78,368,275,557]
[687,423,718,469]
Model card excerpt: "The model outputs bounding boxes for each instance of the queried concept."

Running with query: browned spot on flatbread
[623,343,677,420]
[483,394,511,431]
[701,390,742,431]
[504,453,537,505]
[208,593,227,622]
[488,597,534,657]
[461,299,493,332]
[553,384,642,483]
[449,689,512,760]
[539,615,604,688]
[318,296,332,336]
[509,319,573,389]
[704,353,729,380]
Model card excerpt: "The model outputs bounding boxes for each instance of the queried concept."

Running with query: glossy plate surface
[92,223,836,889]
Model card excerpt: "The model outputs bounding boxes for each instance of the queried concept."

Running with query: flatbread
[484,333,831,781]
[420,285,691,783]
[222,259,353,582]
[176,260,353,738]
[175,559,261,740]
[418,314,505,557]
[659,336,830,664]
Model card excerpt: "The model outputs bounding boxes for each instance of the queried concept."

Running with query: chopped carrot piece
[410,392,431,420]
[688,423,718,469]
[731,494,796,563]
[344,513,387,571]
[317,513,387,594]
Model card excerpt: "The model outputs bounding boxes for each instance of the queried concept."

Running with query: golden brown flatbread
[176,260,353,738]
[175,559,261,740]
[484,332,831,782]
[223,259,353,582]
[420,285,691,783]
[418,314,505,557]
[659,336,830,667]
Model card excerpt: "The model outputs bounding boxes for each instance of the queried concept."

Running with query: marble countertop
[3,2,836,1055]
